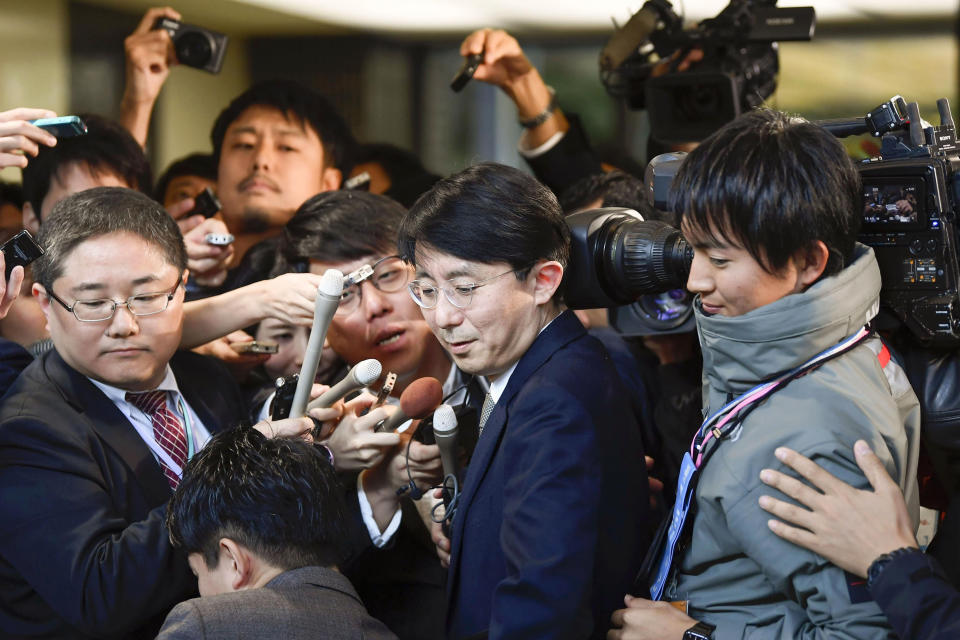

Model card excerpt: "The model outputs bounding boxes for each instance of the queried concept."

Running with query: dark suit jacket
[156,566,396,640]
[870,548,960,640]
[0,349,246,639]
[445,311,649,640]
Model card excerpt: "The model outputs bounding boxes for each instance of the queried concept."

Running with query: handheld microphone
[290,269,344,418]
[308,359,382,410]
[433,404,460,535]
[375,377,443,433]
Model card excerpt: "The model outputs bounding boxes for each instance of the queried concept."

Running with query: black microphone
[308,359,382,410]
[291,269,343,418]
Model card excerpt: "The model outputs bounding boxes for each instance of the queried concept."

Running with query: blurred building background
[0,0,956,182]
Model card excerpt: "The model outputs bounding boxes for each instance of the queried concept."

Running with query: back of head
[33,187,186,291]
[669,108,861,277]
[354,143,441,208]
[153,153,217,203]
[166,428,346,571]
[398,162,570,275]
[211,79,356,173]
[559,170,658,219]
[22,114,152,222]
[272,190,407,277]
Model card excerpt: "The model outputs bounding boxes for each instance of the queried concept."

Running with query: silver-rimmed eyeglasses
[337,256,411,315]
[408,268,519,310]
[46,273,183,322]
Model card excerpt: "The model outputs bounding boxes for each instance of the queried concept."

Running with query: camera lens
[176,31,213,68]
[599,215,692,299]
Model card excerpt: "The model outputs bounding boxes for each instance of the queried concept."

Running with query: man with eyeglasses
[269,190,484,639]
[395,162,649,640]
[0,187,320,639]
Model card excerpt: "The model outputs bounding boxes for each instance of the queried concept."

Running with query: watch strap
[683,620,716,640]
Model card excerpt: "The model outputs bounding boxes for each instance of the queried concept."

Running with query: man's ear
[531,261,564,306]
[22,202,40,236]
[320,167,342,192]
[219,538,255,591]
[794,240,830,290]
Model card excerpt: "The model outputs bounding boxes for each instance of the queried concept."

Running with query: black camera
[600,0,814,144]
[564,207,692,331]
[152,18,228,74]
[822,96,960,346]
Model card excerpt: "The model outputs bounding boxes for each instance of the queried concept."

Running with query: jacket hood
[696,243,881,396]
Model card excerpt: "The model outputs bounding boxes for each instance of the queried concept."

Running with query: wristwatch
[683,621,716,640]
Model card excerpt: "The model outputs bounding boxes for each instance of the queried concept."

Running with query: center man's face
[413,248,542,381]
[36,231,185,391]
[310,255,435,382]
[216,106,339,234]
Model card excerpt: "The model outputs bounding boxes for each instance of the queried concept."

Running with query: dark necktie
[126,390,188,489]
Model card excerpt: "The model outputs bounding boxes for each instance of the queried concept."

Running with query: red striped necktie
[125,390,188,489]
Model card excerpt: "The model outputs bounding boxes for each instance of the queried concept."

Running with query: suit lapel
[446,311,586,611]
[44,350,172,504]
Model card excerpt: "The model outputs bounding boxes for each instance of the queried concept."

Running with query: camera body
[600,0,814,144]
[153,17,228,74]
[838,97,960,346]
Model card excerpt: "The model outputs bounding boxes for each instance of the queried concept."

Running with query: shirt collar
[88,365,181,404]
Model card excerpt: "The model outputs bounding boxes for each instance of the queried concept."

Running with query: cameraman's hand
[459,29,566,146]
[0,107,58,169]
[0,253,24,320]
[181,217,234,287]
[120,6,180,147]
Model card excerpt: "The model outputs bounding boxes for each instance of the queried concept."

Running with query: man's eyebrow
[68,275,160,295]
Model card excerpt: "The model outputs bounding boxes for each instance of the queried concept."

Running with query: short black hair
[670,108,861,276]
[0,180,23,208]
[210,79,356,173]
[21,113,152,222]
[272,190,407,277]
[558,171,657,218]
[166,428,346,571]
[33,187,186,292]
[153,153,217,203]
[353,143,440,208]
[398,162,570,280]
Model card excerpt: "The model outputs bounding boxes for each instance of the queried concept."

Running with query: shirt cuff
[356,475,402,547]
[518,129,566,159]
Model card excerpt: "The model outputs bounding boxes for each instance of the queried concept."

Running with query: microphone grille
[318,269,345,297]
[354,359,383,386]
[432,404,457,436]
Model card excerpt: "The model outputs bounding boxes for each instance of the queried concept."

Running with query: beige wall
[153,36,250,173]
[0,0,69,183]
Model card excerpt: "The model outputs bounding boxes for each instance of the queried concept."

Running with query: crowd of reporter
[0,5,955,640]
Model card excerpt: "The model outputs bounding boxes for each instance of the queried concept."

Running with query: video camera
[565,96,960,347]
[822,96,960,346]
[600,0,814,144]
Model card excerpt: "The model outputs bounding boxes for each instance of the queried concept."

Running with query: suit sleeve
[156,601,206,639]
[488,386,601,640]
[0,414,195,637]
[522,113,603,197]
[718,435,899,640]
[870,549,960,640]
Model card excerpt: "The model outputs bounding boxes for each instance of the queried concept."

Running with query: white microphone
[290,269,343,418]
[308,359,382,410]
[433,404,460,499]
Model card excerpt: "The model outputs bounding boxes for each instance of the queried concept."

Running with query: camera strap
[649,325,875,601]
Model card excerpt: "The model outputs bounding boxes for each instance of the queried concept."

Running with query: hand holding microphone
[374,376,443,434]
[308,359,382,410]
[432,404,460,536]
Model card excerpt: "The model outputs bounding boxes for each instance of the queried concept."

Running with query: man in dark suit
[159,426,394,639]
[0,187,315,639]
[392,162,649,639]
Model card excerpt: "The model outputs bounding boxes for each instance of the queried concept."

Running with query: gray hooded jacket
[666,244,921,639]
